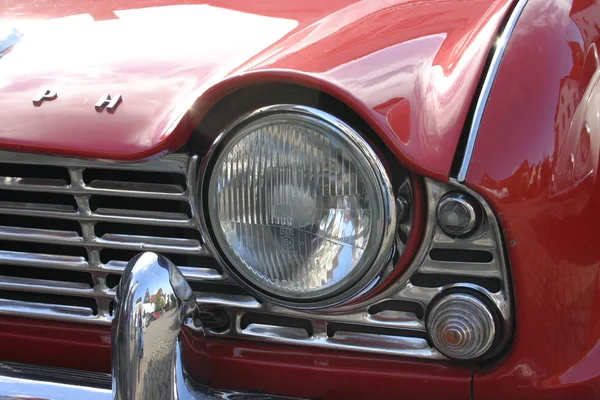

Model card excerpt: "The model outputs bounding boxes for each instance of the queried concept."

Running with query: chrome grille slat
[326,332,441,358]
[87,181,184,195]
[394,283,441,305]
[93,236,204,254]
[176,267,225,282]
[0,226,83,244]
[0,277,96,297]
[0,251,88,270]
[236,325,443,360]
[94,208,193,227]
[196,295,427,333]
[0,299,95,316]
[0,152,511,361]
[195,293,262,310]
[103,260,224,282]
[0,180,188,200]
[431,232,497,249]
[366,311,424,330]
[0,179,69,190]
[0,202,75,213]
[0,206,194,228]
[244,324,310,340]
[0,152,205,323]
[0,226,207,255]
[0,299,109,324]
[0,251,225,286]
[419,257,502,278]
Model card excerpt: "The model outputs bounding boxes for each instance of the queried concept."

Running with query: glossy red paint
[204,339,471,400]
[0,0,514,180]
[465,0,600,398]
[0,316,472,399]
[0,316,111,373]
[181,330,473,399]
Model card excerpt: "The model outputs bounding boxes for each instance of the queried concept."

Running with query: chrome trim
[32,89,58,106]
[0,252,300,400]
[190,180,510,361]
[239,325,441,359]
[112,252,198,399]
[95,93,122,113]
[0,27,23,55]
[0,155,511,360]
[112,252,299,399]
[0,361,111,389]
[456,0,529,182]
[0,374,112,400]
[198,104,398,309]
[426,292,496,360]
[436,193,478,236]
[0,151,220,325]
[396,196,410,223]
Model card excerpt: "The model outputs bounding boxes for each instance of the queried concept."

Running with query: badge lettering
[95,93,122,113]
[32,89,57,106]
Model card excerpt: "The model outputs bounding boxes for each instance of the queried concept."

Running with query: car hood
[0,0,514,180]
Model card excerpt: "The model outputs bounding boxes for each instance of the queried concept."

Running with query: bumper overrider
[0,252,301,400]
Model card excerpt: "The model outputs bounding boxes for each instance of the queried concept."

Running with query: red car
[0,0,599,399]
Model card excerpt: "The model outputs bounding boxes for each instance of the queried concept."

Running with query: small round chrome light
[201,105,397,308]
[436,193,479,236]
[427,293,497,360]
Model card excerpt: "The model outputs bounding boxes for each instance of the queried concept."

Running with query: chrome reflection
[0,27,23,56]
[200,105,397,309]
[457,0,530,182]
[112,251,299,400]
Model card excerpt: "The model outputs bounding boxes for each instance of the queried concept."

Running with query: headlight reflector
[204,106,396,307]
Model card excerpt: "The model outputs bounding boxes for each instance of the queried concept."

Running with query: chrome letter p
[32,89,57,106]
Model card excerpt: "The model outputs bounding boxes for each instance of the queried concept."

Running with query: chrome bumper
[0,252,299,400]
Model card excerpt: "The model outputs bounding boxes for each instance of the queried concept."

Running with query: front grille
[0,151,511,360]
[0,152,224,324]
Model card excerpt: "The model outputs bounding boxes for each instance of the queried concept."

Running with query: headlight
[201,105,396,308]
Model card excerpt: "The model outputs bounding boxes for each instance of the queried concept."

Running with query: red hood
[0,0,514,180]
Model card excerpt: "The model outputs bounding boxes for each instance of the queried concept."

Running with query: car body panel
[0,316,473,399]
[0,0,514,181]
[465,0,600,398]
[6,0,600,398]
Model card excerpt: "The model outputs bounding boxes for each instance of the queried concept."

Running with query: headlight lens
[205,106,396,307]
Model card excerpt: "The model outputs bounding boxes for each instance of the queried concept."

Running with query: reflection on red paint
[467,0,600,398]
[0,316,472,399]
[1,0,514,181]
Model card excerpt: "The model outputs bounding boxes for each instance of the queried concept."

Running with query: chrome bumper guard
[0,252,300,400]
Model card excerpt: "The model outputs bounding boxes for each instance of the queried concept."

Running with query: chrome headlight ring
[198,105,397,309]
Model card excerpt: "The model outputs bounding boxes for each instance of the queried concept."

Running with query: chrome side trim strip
[457,0,529,182]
